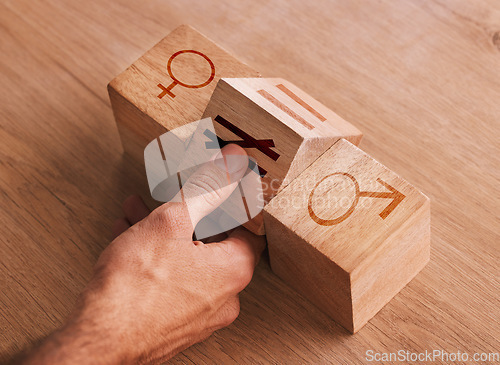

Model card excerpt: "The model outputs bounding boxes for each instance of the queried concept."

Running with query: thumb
[175,144,248,228]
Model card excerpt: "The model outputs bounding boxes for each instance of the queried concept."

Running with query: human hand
[24,144,266,364]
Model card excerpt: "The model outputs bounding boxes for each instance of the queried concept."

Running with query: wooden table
[1,0,499,363]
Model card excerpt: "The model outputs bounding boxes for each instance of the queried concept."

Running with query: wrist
[23,310,129,365]
[62,311,130,364]
[22,284,133,365]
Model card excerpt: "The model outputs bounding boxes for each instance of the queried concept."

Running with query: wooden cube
[202,78,363,233]
[108,25,260,168]
[263,138,430,333]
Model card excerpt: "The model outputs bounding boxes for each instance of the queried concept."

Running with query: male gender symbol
[308,172,406,226]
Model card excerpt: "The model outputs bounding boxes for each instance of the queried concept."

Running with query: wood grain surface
[1,0,499,363]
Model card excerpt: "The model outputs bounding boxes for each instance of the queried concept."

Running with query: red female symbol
[157,50,216,99]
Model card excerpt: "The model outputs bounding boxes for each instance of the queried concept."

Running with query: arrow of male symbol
[308,172,406,226]
[360,178,406,219]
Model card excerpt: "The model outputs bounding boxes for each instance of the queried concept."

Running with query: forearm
[22,316,127,365]
[21,286,208,365]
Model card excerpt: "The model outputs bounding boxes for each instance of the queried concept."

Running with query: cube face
[108,25,260,166]
[202,78,363,201]
[263,138,430,332]
[263,213,355,329]
[255,78,363,145]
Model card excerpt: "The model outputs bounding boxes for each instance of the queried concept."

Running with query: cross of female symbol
[157,49,216,99]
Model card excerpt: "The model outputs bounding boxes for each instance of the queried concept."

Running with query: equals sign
[256,83,327,130]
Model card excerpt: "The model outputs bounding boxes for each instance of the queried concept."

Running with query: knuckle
[226,253,254,292]
[219,298,240,327]
[234,265,254,290]
[213,243,255,293]
[151,202,191,228]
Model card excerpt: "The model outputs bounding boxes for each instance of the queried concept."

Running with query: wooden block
[108,25,260,169]
[263,138,430,333]
[202,78,362,233]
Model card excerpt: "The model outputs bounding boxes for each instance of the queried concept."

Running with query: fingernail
[214,146,248,174]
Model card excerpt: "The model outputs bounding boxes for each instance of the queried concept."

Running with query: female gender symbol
[157,50,216,99]
[308,172,405,226]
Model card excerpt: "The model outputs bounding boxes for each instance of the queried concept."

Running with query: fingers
[223,227,267,268]
[211,227,267,293]
[200,231,229,244]
[123,195,150,224]
[174,144,248,229]
[112,218,130,238]
[210,296,241,330]
[112,196,150,239]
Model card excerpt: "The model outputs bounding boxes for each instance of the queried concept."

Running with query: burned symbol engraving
[157,50,216,99]
[308,172,405,226]
[257,83,327,130]
[204,115,280,177]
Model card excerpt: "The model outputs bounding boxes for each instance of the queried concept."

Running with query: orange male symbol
[308,172,406,226]
[157,50,216,99]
